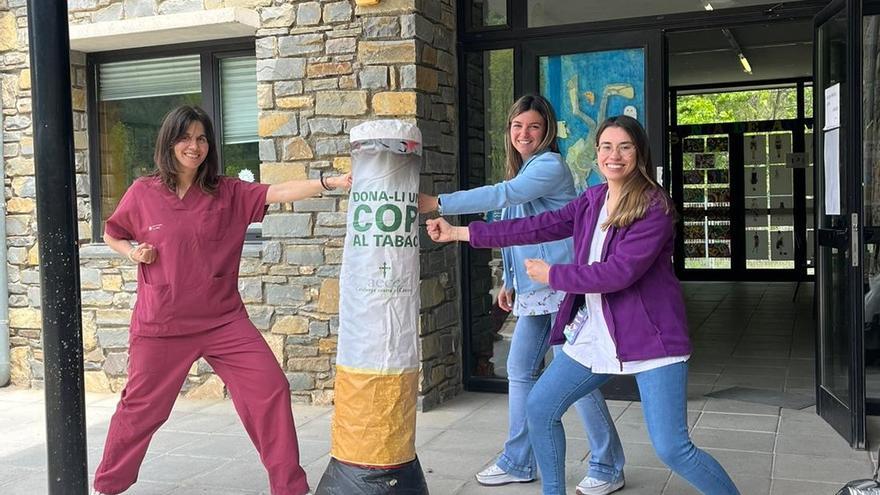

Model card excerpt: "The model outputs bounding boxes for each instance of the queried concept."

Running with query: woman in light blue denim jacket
[419,95,625,494]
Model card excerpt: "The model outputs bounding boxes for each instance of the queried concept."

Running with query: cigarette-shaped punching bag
[315,120,428,495]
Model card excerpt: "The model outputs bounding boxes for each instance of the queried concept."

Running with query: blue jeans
[496,313,625,483]
[527,353,740,495]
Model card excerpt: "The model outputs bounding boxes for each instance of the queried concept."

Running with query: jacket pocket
[136,282,172,325]
[637,291,663,335]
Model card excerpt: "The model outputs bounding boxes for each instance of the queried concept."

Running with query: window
[469,0,507,29]
[88,40,257,241]
[527,0,797,28]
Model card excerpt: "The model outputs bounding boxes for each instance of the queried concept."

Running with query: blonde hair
[597,116,675,229]
[504,94,559,180]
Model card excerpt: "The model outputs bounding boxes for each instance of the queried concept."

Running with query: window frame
[86,38,256,243]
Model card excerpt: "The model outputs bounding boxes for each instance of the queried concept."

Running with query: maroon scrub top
[105,176,270,337]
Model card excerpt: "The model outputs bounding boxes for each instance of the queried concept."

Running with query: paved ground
[3,282,880,494]
[0,386,878,494]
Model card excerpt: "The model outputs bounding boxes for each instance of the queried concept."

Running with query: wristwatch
[437,196,443,215]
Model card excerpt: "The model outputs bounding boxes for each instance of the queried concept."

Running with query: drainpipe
[0,115,9,387]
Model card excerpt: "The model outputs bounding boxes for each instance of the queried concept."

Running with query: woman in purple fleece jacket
[427,116,739,495]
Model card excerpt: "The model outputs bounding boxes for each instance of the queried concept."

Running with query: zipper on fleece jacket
[598,225,624,371]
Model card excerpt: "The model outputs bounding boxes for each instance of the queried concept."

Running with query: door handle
[818,227,849,249]
[852,213,860,267]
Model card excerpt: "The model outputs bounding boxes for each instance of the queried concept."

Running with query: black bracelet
[319,171,331,191]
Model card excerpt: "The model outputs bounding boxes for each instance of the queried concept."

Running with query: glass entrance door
[814,0,866,448]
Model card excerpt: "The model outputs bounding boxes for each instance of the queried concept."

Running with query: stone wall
[1,0,462,409]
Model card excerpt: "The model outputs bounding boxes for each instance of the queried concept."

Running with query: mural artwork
[540,48,646,190]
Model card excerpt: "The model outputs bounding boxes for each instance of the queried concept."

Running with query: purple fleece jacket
[468,183,691,362]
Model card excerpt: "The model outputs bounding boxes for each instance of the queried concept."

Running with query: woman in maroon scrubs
[92,105,349,495]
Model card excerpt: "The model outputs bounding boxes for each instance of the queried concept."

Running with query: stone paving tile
[615,420,654,444]
[302,453,331,490]
[432,420,510,449]
[0,470,50,495]
[777,408,836,436]
[147,430,214,455]
[137,453,231,485]
[455,478,541,494]
[188,456,270,493]
[704,448,772,477]
[770,478,845,495]
[162,410,242,434]
[622,441,666,469]
[613,466,671,495]
[690,426,776,453]
[687,371,719,385]
[772,452,875,484]
[415,425,445,448]
[418,445,489,480]
[0,465,39,486]
[702,397,780,415]
[0,444,47,469]
[425,475,469,494]
[291,413,332,440]
[714,373,786,390]
[696,411,779,432]
[166,432,257,459]
[775,432,872,460]
[665,473,770,495]
[114,480,178,495]
[297,438,331,466]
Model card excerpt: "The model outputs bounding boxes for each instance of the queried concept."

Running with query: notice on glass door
[824,83,840,130]
[823,128,841,215]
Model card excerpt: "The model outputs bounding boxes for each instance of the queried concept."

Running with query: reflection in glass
[817,11,849,404]
[863,15,880,400]
[470,0,507,28]
[681,134,731,269]
[98,55,202,225]
[677,87,800,125]
[464,49,514,379]
[220,57,260,182]
[528,0,785,28]
[744,131,796,270]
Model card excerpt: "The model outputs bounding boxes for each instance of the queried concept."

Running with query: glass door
[861,1,880,412]
[670,119,813,281]
[814,0,866,448]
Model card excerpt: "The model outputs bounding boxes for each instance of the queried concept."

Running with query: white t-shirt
[562,199,689,374]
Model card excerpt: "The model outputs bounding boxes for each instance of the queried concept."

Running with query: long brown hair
[504,94,560,180]
[152,105,219,194]
[597,115,674,229]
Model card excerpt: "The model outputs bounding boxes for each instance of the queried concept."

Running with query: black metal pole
[25,0,88,493]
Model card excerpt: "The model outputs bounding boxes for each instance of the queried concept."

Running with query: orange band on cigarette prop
[331,366,418,466]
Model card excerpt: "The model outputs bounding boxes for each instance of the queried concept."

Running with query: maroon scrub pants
[93,318,309,495]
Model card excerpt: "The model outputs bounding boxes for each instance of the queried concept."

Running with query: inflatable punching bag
[315,120,428,494]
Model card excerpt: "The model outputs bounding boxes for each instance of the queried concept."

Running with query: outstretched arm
[428,153,573,215]
[426,217,470,243]
[265,173,351,204]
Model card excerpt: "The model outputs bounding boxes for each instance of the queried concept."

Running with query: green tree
[677,88,800,125]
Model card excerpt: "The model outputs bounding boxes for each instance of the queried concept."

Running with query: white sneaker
[91,490,109,495]
[475,463,535,486]
[576,475,625,495]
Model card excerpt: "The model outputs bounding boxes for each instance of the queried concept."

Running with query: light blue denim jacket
[438,150,576,294]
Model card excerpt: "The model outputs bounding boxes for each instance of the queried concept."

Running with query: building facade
[0,0,462,409]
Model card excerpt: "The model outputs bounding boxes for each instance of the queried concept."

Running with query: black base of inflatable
[315,457,429,495]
